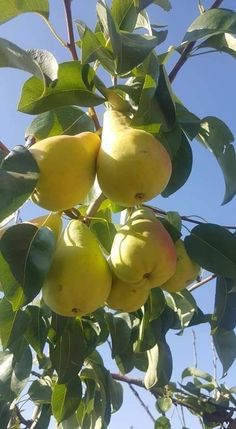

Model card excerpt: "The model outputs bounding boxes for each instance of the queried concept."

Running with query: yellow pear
[110,208,177,288]
[162,239,200,293]
[106,273,149,312]
[26,212,63,240]
[97,110,172,207]
[29,132,101,211]
[42,219,112,317]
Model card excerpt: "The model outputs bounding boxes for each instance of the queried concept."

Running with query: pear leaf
[0,0,49,24]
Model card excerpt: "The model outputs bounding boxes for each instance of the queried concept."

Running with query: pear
[110,208,177,288]
[161,239,200,293]
[97,110,172,207]
[42,219,112,317]
[29,132,101,211]
[106,273,149,312]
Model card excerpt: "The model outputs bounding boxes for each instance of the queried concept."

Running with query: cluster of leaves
[0,0,236,428]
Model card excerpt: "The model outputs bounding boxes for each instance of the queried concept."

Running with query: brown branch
[168,0,224,83]
[63,0,78,61]
[129,384,155,422]
[188,274,217,292]
[0,140,10,156]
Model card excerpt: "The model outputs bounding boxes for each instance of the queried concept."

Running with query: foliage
[0,1,236,428]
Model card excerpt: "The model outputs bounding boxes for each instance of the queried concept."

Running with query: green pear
[162,239,200,293]
[110,208,177,288]
[97,110,172,207]
[42,220,112,317]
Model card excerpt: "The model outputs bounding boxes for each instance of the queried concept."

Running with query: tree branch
[129,384,155,422]
[0,140,10,156]
[168,0,225,83]
[188,274,217,292]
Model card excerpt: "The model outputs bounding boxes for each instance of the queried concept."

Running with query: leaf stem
[40,16,67,48]
[168,0,225,83]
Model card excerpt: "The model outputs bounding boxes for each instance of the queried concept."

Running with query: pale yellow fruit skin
[106,274,149,312]
[97,110,172,207]
[162,239,200,293]
[42,220,112,317]
[26,212,63,241]
[110,209,177,288]
[30,132,101,211]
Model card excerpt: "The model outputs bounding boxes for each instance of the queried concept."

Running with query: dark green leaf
[185,224,236,279]
[52,377,82,423]
[0,0,49,24]
[136,0,172,12]
[213,329,236,376]
[96,0,122,61]
[167,291,197,330]
[198,116,236,204]
[0,400,12,429]
[153,65,176,131]
[175,102,201,140]
[162,131,193,197]
[25,305,49,357]
[213,277,236,331]
[0,252,24,310]
[159,125,182,159]
[0,145,39,222]
[155,416,171,429]
[111,0,138,31]
[51,319,86,384]
[28,378,52,404]
[0,351,14,401]
[18,62,105,114]
[197,33,236,60]
[0,298,30,349]
[166,211,182,232]
[89,363,112,425]
[11,346,32,397]
[0,39,57,86]
[33,404,52,429]
[146,288,166,321]
[91,220,117,254]
[25,106,94,141]
[109,378,123,412]
[0,224,56,304]
[183,9,236,44]
[106,312,132,358]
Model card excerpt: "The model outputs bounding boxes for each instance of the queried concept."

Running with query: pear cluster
[26,110,199,317]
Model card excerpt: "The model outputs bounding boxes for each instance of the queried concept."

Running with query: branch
[63,0,78,61]
[168,0,225,83]
[188,274,217,292]
[0,140,10,156]
[129,384,155,422]
[14,405,33,428]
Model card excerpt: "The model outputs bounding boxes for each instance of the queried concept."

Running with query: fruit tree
[0,1,236,428]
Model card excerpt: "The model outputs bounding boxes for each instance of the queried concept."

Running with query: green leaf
[76,21,115,74]
[25,106,94,141]
[184,224,236,279]
[166,211,182,232]
[0,39,58,86]
[136,0,172,12]
[33,404,52,429]
[0,224,56,304]
[91,220,117,254]
[0,146,39,223]
[183,9,236,44]
[11,345,32,397]
[111,0,138,31]
[25,305,49,357]
[0,252,24,310]
[144,340,172,388]
[0,400,12,428]
[18,62,105,114]
[109,378,123,412]
[50,319,86,384]
[213,329,236,376]
[167,290,197,330]
[175,102,201,140]
[28,378,52,404]
[0,298,30,349]
[153,65,176,131]
[144,343,159,388]
[156,397,172,414]
[0,0,49,24]
[146,288,166,322]
[197,33,236,60]
[155,416,171,429]
[106,312,132,358]
[96,0,121,61]
[213,277,236,331]
[52,377,82,423]
[182,367,215,383]
[162,131,193,197]
[0,352,14,401]
[88,363,112,425]
[198,116,236,204]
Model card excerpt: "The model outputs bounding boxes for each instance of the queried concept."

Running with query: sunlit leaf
[52,377,82,423]
[111,0,138,31]
[0,0,49,24]
[0,298,30,349]
[197,33,236,60]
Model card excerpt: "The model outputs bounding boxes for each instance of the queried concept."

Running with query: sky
[0,0,236,428]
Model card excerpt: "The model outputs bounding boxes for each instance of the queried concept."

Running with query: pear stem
[85,192,107,225]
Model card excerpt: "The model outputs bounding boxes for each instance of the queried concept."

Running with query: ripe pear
[162,239,200,293]
[42,219,112,317]
[106,273,149,312]
[97,110,172,207]
[29,132,101,211]
[110,208,177,288]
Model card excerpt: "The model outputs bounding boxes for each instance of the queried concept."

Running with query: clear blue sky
[0,1,236,428]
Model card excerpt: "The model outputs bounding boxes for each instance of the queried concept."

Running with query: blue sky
[0,1,236,428]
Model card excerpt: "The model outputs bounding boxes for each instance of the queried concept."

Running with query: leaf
[0,0,49,24]
[25,106,94,141]
[184,224,236,279]
[155,416,171,429]
[50,319,86,384]
[197,33,236,60]
[162,131,193,197]
[136,0,172,12]
[91,220,117,254]
[183,9,236,44]
[0,146,39,223]
[111,0,138,31]
[156,397,172,414]
[106,312,132,358]
[144,340,172,389]
[0,400,12,429]
[182,367,215,383]
[25,305,49,357]
[167,290,197,330]
[0,224,56,304]
[198,116,236,204]
[28,378,52,404]
[0,39,57,86]
[166,211,182,232]
[175,102,201,140]
[33,404,52,429]
[11,346,32,397]
[144,343,159,388]
[96,0,122,61]
[18,62,105,114]
[52,377,82,423]
[146,288,166,322]
[0,252,24,310]
[213,277,236,331]
[0,352,14,401]
[0,298,30,349]
[213,329,236,376]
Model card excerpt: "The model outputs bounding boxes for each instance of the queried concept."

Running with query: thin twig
[129,384,155,422]
[85,192,106,224]
[192,329,198,368]
[63,0,78,61]
[168,0,224,83]
[14,405,33,428]
[188,274,217,292]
